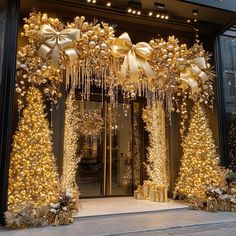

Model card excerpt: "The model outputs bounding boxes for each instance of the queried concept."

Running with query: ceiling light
[187,19,191,23]
[106,2,111,7]
[194,19,197,22]
[128,8,132,13]
[92,0,96,3]
[148,12,153,16]
[161,15,164,19]
[87,0,91,2]
[192,9,199,16]
[137,11,141,15]
[132,10,136,14]
[156,14,160,18]
[154,2,165,9]
[165,15,169,19]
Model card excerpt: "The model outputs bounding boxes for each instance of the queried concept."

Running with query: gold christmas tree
[142,101,168,189]
[174,103,222,201]
[62,92,80,196]
[8,87,59,211]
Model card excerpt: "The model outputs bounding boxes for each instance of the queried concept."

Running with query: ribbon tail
[118,56,129,84]
[139,59,155,84]
[65,48,78,66]
[39,44,51,59]
[199,71,208,84]
[51,45,61,69]
[128,50,139,83]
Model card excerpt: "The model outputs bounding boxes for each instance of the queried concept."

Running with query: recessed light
[187,19,191,23]
[192,9,199,16]
[156,14,160,18]
[194,19,197,22]
[128,8,132,13]
[92,0,96,3]
[161,15,164,19]
[132,10,136,14]
[148,12,153,16]
[106,2,111,7]
[87,0,91,2]
[165,15,169,19]
[137,11,141,15]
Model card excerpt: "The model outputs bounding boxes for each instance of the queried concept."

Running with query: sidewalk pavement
[1,208,236,236]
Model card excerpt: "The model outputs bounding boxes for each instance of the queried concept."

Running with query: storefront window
[219,31,236,171]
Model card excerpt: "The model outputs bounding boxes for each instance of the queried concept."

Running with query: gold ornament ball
[89,41,96,49]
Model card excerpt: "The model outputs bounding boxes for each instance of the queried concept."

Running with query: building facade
[0,0,236,225]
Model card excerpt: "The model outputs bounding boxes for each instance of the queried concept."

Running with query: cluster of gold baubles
[16,11,215,110]
[77,109,104,136]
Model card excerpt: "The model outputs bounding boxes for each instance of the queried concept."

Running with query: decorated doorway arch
[5,10,223,227]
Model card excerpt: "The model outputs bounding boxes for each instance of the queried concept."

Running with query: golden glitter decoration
[149,36,188,94]
[174,103,222,202]
[142,101,168,191]
[78,109,104,136]
[62,92,81,196]
[8,87,59,211]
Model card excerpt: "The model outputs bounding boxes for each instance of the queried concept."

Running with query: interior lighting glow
[148,12,153,16]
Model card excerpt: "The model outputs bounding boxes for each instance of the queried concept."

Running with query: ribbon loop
[111,32,155,84]
[39,24,80,68]
[177,57,208,94]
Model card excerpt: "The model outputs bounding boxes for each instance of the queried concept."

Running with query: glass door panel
[106,103,132,196]
[78,101,103,197]
[78,100,142,197]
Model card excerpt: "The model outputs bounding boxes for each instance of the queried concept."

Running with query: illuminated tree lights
[8,87,59,210]
[142,101,168,190]
[62,92,81,196]
[174,103,222,202]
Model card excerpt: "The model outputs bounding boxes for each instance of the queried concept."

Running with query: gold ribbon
[177,57,208,94]
[38,24,80,68]
[111,32,155,83]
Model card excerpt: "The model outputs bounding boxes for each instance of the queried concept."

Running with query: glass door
[78,100,142,197]
[105,102,133,196]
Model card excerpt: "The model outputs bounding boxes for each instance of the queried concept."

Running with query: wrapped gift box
[207,198,218,212]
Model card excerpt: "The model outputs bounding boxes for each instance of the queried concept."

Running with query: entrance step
[75,197,188,218]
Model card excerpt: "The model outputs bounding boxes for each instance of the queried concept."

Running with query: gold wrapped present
[137,193,143,200]
[225,200,231,211]
[217,198,226,211]
[231,204,236,212]
[143,181,150,199]
[207,197,218,212]
[149,189,156,201]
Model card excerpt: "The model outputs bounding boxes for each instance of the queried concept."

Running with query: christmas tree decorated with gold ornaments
[174,102,222,203]
[7,86,59,211]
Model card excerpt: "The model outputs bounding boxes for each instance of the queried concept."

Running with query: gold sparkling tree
[8,87,59,211]
[174,103,222,201]
[142,101,168,190]
[228,113,236,172]
[62,92,80,196]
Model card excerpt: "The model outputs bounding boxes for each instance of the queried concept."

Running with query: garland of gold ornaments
[16,11,214,111]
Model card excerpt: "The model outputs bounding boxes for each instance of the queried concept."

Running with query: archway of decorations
[6,11,223,228]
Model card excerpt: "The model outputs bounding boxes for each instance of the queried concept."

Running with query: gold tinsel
[142,101,168,190]
[62,92,81,196]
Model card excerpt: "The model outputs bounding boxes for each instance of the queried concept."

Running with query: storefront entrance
[78,100,144,198]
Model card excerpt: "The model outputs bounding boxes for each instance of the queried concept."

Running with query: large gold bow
[39,24,80,68]
[111,32,155,83]
[176,57,208,94]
